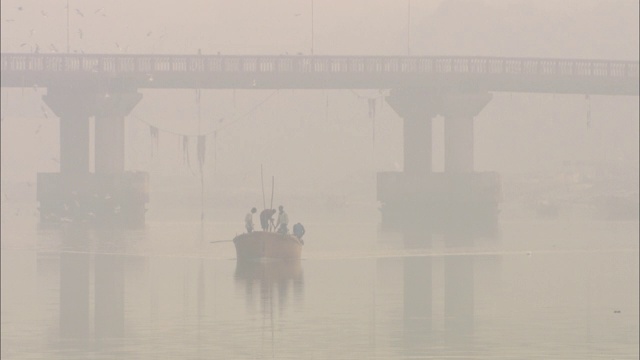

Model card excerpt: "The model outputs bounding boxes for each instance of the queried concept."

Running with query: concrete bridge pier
[378,89,500,235]
[94,91,147,226]
[442,92,492,173]
[386,88,439,176]
[43,88,92,175]
[38,88,148,226]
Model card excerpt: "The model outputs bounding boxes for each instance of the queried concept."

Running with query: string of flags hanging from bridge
[131,89,280,173]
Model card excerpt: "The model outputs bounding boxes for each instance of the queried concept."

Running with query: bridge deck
[1,53,638,94]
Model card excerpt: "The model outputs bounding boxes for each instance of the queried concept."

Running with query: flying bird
[41,10,47,17]
[20,43,27,47]
[75,8,84,17]
[146,31,152,37]
[17,6,23,11]
[94,8,104,14]
[50,43,58,53]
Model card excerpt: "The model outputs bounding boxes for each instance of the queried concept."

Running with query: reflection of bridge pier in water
[382,215,493,354]
[54,223,127,342]
[379,191,500,354]
[59,225,91,339]
[443,227,475,344]
[94,224,125,339]
[401,225,434,351]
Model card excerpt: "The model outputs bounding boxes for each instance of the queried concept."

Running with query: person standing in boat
[260,208,276,232]
[276,205,289,234]
[245,207,257,233]
[293,222,305,244]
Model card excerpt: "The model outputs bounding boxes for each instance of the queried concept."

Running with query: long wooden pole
[66,0,70,53]
[270,176,274,209]
[261,165,266,209]
[407,0,411,56]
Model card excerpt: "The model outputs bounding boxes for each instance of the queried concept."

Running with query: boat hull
[233,231,302,260]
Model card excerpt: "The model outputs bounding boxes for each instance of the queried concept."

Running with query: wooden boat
[233,231,303,260]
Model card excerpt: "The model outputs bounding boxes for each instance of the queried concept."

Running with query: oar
[210,240,233,244]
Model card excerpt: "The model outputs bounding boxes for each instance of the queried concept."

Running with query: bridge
[1,53,638,94]
[1,53,638,227]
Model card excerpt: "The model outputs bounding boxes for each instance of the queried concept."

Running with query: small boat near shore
[233,231,303,260]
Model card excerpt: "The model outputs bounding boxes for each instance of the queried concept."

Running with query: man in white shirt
[245,207,257,233]
[275,205,289,234]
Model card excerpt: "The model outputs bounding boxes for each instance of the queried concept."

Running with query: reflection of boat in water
[234,258,304,315]
[233,231,302,260]
[235,258,303,283]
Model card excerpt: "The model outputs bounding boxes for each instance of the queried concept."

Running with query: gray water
[1,205,638,359]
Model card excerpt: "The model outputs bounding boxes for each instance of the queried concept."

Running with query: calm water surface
[1,209,638,359]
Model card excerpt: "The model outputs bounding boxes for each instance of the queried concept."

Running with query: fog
[1,0,638,359]
[1,1,638,209]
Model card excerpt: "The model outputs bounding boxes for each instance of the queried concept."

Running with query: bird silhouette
[41,10,47,17]
[75,8,84,17]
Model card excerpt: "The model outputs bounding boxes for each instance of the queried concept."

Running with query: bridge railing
[1,54,638,78]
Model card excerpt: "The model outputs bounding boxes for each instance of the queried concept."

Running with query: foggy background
[1,0,638,221]
[1,1,638,359]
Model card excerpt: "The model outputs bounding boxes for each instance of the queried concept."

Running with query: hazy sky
[1,0,638,200]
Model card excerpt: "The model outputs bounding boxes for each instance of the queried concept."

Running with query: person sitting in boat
[245,207,257,233]
[260,208,276,231]
[276,205,289,234]
[293,222,305,243]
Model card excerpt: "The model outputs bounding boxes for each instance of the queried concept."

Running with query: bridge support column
[38,88,148,226]
[378,89,499,235]
[386,88,439,176]
[43,89,93,174]
[442,92,492,173]
[95,92,142,174]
